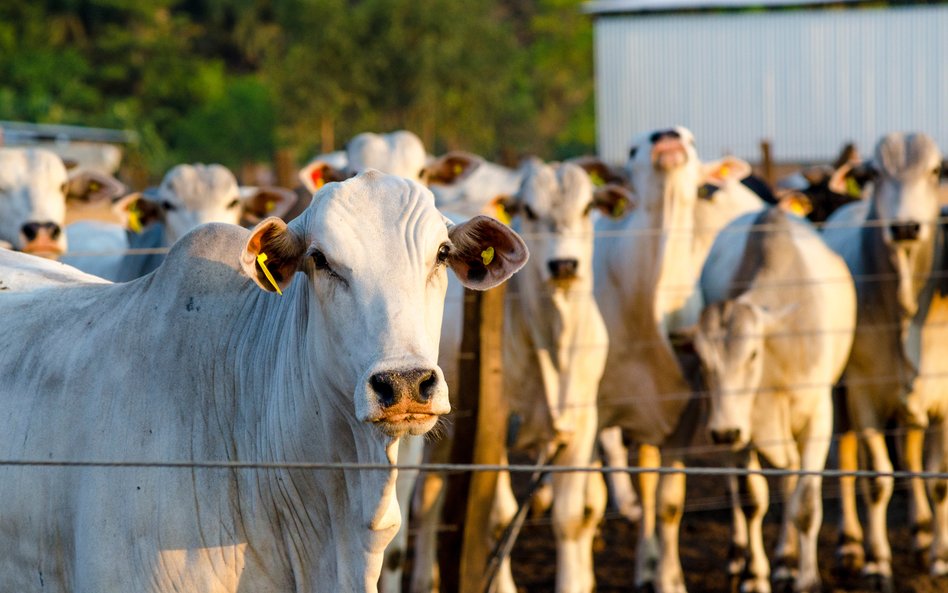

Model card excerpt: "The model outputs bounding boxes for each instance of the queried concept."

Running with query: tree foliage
[0,0,595,177]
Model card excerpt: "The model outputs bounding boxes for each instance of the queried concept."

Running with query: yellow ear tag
[481,246,495,266]
[612,200,626,218]
[789,198,809,217]
[845,176,861,198]
[453,164,463,176]
[265,200,275,212]
[256,252,283,296]
[717,164,730,178]
[589,171,605,187]
[493,201,511,225]
[128,202,143,234]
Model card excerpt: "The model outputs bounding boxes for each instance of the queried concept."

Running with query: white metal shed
[584,1,948,164]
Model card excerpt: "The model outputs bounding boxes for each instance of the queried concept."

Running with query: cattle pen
[6,206,948,593]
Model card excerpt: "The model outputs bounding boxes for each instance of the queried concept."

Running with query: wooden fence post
[760,139,774,186]
[274,149,296,189]
[437,284,508,593]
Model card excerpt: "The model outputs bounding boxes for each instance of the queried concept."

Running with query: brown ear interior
[425,153,478,185]
[593,185,634,218]
[448,215,527,289]
[244,219,305,292]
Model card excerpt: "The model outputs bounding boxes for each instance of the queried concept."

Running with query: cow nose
[890,221,921,242]
[21,221,62,241]
[369,368,440,408]
[547,258,579,280]
[710,428,742,445]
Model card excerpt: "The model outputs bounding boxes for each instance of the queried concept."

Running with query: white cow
[822,132,947,591]
[422,151,527,219]
[0,170,527,592]
[69,163,297,281]
[593,126,762,593]
[691,208,856,593]
[484,160,631,593]
[299,130,428,195]
[0,147,124,257]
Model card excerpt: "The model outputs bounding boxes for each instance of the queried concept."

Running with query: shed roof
[583,0,882,16]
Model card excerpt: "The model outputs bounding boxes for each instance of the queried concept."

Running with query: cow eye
[933,166,941,178]
[437,243,452,264]
[523,204,538,221]
[628,146,638,160]
[60,182,68,195]
[227,198,241,209]
[162,201,177,211]
[311,249,330,271]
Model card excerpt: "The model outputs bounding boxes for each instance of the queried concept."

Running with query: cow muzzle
[709,428,744,448]
[651,133,688,171]
[362,364,451,437]
[547,258,579,282]
[889,220,922,243]
[20,221,64,258]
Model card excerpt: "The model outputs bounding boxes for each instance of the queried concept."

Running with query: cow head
[502,160,633,288]
[116,163,297,243]
[0,147,124,258]
[685,299,792,450]
[625,126,751,213]
[239,170,528,439]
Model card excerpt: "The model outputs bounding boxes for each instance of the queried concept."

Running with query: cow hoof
[864,573,893,593]
[771,576,794,593]
[634,583,656,593]
[739,577,771,593]
[834,548,864,577]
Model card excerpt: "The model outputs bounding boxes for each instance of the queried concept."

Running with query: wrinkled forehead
[521,163,592,221]
[161,164,238,208]
[873,133,942,181]
[308,171,447,258]
[699,302,761,347]
[0,149,67,188]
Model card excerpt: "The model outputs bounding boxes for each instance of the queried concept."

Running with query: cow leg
[727,473,749,592]
[773,471,799,590]
[861,429,894,592]
[738,451,771,593]
[656,457,687,593]
[902,426,933,567]
[635,443,661,592]
[836,430,865,575]
[381,435,424,593]
[600,426,642,522]
[928,420,948,577]
[552,417,606,593]
[781,400,831,593]
[488,450,519,593]
[410,471,445,593]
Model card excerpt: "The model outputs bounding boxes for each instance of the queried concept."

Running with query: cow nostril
[417,371,438,403]
[547,259,579,280]
[21,223,40,241]
[710,428,741,445]
[369,373,397,408]
[48,223,62,240]
[890,221,921,242]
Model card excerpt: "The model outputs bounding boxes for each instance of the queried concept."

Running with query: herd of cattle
[0,126,947,593]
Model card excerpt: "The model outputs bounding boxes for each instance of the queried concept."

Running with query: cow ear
[490,195,516,224]
[422,152,481,186]
[828,161,875,197]
[447,215,528,290]
[240,217,306,293]
[701,157,752,187]
[239,186,299,224]
[298,161,351,195]
[66,170,126,203]
[569,156,629,187]
[112,192,164,233]
[592,184,636,219]
[774,189,813,218]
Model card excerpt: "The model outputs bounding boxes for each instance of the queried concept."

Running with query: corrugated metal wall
[593,4,948,164]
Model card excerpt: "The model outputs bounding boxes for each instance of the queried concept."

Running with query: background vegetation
[0,0,595,177]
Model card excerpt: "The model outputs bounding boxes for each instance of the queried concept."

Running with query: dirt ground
[503,471,948,593]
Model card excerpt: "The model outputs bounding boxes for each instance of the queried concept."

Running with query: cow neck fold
[647,169,702,331]
[509,256,602,438]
